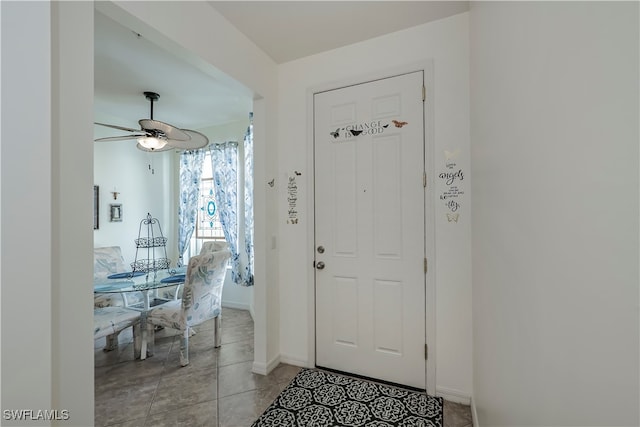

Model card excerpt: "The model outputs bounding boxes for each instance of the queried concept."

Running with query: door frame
[305,60,437,395]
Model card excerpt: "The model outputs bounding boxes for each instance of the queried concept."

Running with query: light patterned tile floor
[95,307,472,426]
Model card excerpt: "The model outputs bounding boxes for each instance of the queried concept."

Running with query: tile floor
[95,307,472,427]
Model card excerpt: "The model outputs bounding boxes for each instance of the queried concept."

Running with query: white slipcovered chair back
[199,240,229,255]
[93,246,144,308]
[93,246,127,282]
[182,248,231,327]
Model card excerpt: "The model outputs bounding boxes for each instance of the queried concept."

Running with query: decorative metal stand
[131,213,172,287]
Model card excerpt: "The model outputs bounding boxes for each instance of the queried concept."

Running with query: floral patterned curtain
[243,113,255,286]
[178,150,205,266]
[210,141,253,286]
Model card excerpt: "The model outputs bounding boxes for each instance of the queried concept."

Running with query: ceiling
[211,1,469,64]
[94,1,469,134]
[94,10,253,134]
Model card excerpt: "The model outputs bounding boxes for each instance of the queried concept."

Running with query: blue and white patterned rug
[252,369,443,427]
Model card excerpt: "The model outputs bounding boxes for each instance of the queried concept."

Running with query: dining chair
[94,306,142,357]
[160,241,228,301]
[93,246,144,308]
[94,246,129,281]
[145,247,232,366]
[200,240,229,254]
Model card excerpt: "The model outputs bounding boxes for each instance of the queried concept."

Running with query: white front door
[314,71,426,389]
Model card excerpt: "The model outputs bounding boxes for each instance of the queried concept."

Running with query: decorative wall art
[439,148,465,223]
[93,185,99,230]
[110,204,122,222]
[287,171,301,224]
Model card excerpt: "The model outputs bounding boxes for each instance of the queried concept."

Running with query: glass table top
[94,278,183,294]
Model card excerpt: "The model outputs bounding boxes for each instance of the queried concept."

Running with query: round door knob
[316,261,325,270]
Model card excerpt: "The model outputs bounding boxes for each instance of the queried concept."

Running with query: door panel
[373,134,403,258]
[314,71,426,389]
[332,143,358,256]
[373,279,403,355]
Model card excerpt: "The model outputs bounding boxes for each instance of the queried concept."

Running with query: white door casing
[314,71,426,389]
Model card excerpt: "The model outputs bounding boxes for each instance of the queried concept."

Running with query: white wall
[2,1,95,424]
[470,2,639,426]
[94,130,176,265]
[277,13,472,399]
[2,1,55,416]
[199,119,250,145]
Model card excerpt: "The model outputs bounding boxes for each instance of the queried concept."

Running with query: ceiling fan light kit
[137,136,166,150]
[95,91,209,152]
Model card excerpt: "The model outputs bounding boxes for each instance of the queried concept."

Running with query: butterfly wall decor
[392,120,408,128]
[446,213,460,223]
[330,128,340,138]
[444,149,461,161]
[349,129,363,136]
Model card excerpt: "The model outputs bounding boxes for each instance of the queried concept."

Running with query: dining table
[94,267,186,360]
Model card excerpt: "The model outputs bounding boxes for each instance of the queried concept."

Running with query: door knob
[316,261,325,270]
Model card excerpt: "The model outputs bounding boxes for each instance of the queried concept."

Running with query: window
[185,143,244,263]
[196,153,225,240]
[180,114,254,286]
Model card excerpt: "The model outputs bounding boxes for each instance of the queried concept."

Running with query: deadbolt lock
[317,246,325,254]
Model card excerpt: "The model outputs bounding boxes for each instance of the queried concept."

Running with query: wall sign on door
[328,119,408,142]
[439,149,464,223]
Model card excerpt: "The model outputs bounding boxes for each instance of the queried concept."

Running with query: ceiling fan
[94,91,209,152]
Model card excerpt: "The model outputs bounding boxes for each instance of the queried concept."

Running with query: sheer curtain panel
[178,150,205,266]
[210,141,252,286]
[243,114,254,286]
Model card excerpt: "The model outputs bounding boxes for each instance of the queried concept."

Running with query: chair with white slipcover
[145,247,231,366]
[200,240,229,255]
[94,306,142,357]
[160,241,228,301]
[93,246,144,308]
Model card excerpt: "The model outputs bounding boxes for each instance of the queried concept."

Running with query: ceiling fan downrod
[144,91,160,120]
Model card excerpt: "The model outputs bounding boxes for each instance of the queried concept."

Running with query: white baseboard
[252,354,280,376]
[435,386,471,405]
[221,300,251,311]
[279,354,312,369]
[471,395,479,427]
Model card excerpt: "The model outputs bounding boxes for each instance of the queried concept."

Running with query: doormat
[251,368,443,427]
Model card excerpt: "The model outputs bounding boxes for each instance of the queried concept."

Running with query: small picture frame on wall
[110,204,122,222]
[94,185,99,230]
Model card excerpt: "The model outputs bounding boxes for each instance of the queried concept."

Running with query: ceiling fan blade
[168,129,209,150]
[95,122,145,134]
[95,135,144,142]
[139,119,190,141]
